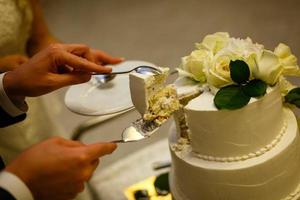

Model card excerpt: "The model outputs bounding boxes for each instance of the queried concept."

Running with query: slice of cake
[129,67,180,125]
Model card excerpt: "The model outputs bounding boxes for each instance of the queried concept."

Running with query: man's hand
[0,55,29,73]
[5,137,117,200]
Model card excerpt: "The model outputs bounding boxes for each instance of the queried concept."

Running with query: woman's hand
[0,55,29,72]
[91,49,124,65]
[3,43,114,100]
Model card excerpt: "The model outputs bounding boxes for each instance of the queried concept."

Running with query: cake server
[111,118,161,143]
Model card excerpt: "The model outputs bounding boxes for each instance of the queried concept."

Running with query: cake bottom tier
[169,108,300,200]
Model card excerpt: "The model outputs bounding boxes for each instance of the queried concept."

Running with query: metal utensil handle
[93,65,161,75]
[110,140,125,143]
[93,70,133,75]
[152,161,172,170]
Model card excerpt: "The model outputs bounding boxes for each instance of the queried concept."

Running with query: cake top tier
[186,86,274,111]
[185,85,285,157]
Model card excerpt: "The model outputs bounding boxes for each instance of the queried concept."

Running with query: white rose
[204,56,232,88]
[196,32,230,55]
[178,49,212,82]
[274,43,291,58]
[278,76,296,96]
[205,54,260,88]
[215,37,263,76]
[254,50,283,85]
[274,43,300,76]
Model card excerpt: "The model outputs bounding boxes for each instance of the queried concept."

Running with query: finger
[62,44,96,63]
[75,182,85,193]
[52,72,91,88]
[91,158,100,168]
[55,50,112,73]
[54,137,85,147]
[89,159,100,172]
[64,182,85,195]
[83,159,100,181]
[63,140,85,148]
[16,56,29,64]
[84,142,117,159]
[4,64,19,71]
[91,49,124,65]
[57,65,74,74]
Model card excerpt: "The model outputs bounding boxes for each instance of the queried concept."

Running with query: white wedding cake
[130,32,300,200]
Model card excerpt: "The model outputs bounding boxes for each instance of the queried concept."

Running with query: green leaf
[242,79,267,97]
[214,85,251,110]
[230,60,250,84]
[285,92,300,103]
[285,87,300,108]
[292,99,300,108]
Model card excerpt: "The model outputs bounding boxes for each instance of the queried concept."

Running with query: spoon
[111,118,160,143]
[94,65,161,84]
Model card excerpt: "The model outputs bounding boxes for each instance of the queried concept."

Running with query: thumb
[85,142,117,159]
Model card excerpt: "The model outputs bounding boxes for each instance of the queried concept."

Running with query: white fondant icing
[188,121,286,162]
[173,76,203,98]
[129,67,169,115]
[169,108,300,200]
[129,72,152,115]
[185,85,284,157]
[172,121,287,162]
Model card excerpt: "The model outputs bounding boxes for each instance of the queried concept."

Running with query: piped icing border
[193,121,287,162]
[172,121,288,162]
[193,122,287,162]
[283,183,300,200]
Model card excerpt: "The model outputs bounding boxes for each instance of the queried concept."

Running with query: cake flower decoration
[178,32,300,110]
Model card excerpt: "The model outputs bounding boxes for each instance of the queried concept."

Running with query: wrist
[0,170,34,200]
[5,161,35,194]
[3,71,25,102]
[4,167,31,187]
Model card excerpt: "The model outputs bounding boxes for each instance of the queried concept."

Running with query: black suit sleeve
[0,187,16,200]
[0,106,26,128]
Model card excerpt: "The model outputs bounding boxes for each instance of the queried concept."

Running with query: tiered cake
[170,32,300,200]
[129,32,300,200]
[170,84,300,200]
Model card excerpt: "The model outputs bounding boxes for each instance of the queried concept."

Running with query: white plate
[64,60,156,116]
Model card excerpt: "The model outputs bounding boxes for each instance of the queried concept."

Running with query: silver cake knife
[111,118,161,143]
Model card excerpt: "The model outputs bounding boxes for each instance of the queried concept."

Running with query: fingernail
[105,66,112,70]
[111,142,117,147]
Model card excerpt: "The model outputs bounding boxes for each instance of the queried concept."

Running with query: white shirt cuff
[0,73,28,117]
[0,171,34,200]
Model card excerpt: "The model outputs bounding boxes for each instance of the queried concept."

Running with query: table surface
[90,138,171,200]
